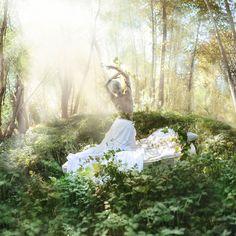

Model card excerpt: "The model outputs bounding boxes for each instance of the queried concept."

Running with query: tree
[224,0,236,54]
[0,0,30,138]
[0,0,8,138]
[4,76,29,137]
[158,0,167,107]
[187,20,201,112]
[150,0,157,102]
[72,0,101,115]
[204,0,236,112]
[60,75,72,119]
[15,78,29,134]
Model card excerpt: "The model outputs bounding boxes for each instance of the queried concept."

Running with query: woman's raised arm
[106,65,131,88]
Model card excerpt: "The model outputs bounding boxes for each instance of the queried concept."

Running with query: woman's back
[106,66,133,120]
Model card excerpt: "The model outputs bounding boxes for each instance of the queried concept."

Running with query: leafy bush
[0,112,236,235]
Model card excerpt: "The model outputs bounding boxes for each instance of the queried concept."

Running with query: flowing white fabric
[137,128,182,164]
[99,118,136,151]
[62,119,144,172]
[62,118,197,173]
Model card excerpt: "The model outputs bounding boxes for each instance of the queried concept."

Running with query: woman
[62,66,144,173]
[62,66,198,173]
[105,65,133,120]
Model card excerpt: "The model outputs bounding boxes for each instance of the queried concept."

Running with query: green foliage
[0,112,236,235]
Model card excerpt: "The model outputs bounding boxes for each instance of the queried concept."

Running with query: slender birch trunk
[73,0,101,114]
[204,0,236,112]
[158,0,167,107]
[187,21,201,112]
[0,0,8,139]
[150,0,157,103]
[224,0,236,54]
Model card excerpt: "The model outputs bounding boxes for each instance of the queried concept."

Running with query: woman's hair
[107,79,121,95]
[107,76,126,96]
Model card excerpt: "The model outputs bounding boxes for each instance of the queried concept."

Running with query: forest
[0,0,236,235]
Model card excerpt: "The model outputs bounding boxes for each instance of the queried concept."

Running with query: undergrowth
[0,112,236,236]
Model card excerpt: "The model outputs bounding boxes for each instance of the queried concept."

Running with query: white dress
[62,118,197,173]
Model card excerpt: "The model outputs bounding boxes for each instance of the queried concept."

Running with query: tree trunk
[0,0,8,139]
[72,41,93,114]
[128,4,139,107]
[224,0,236,54]
[204,0,236,112]
[150,0,157,102]
[61,78,71,119]
[141,31,147,90]
[166,17,174,106]
[170,25,181,108]
[16,79,29,134]
[187,21,201,112]
[69,86,75,116]
[73,0,101,115]
[4,77,26,138]
[158,0,167,107]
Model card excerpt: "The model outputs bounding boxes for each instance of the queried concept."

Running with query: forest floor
[0,111,236,236]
